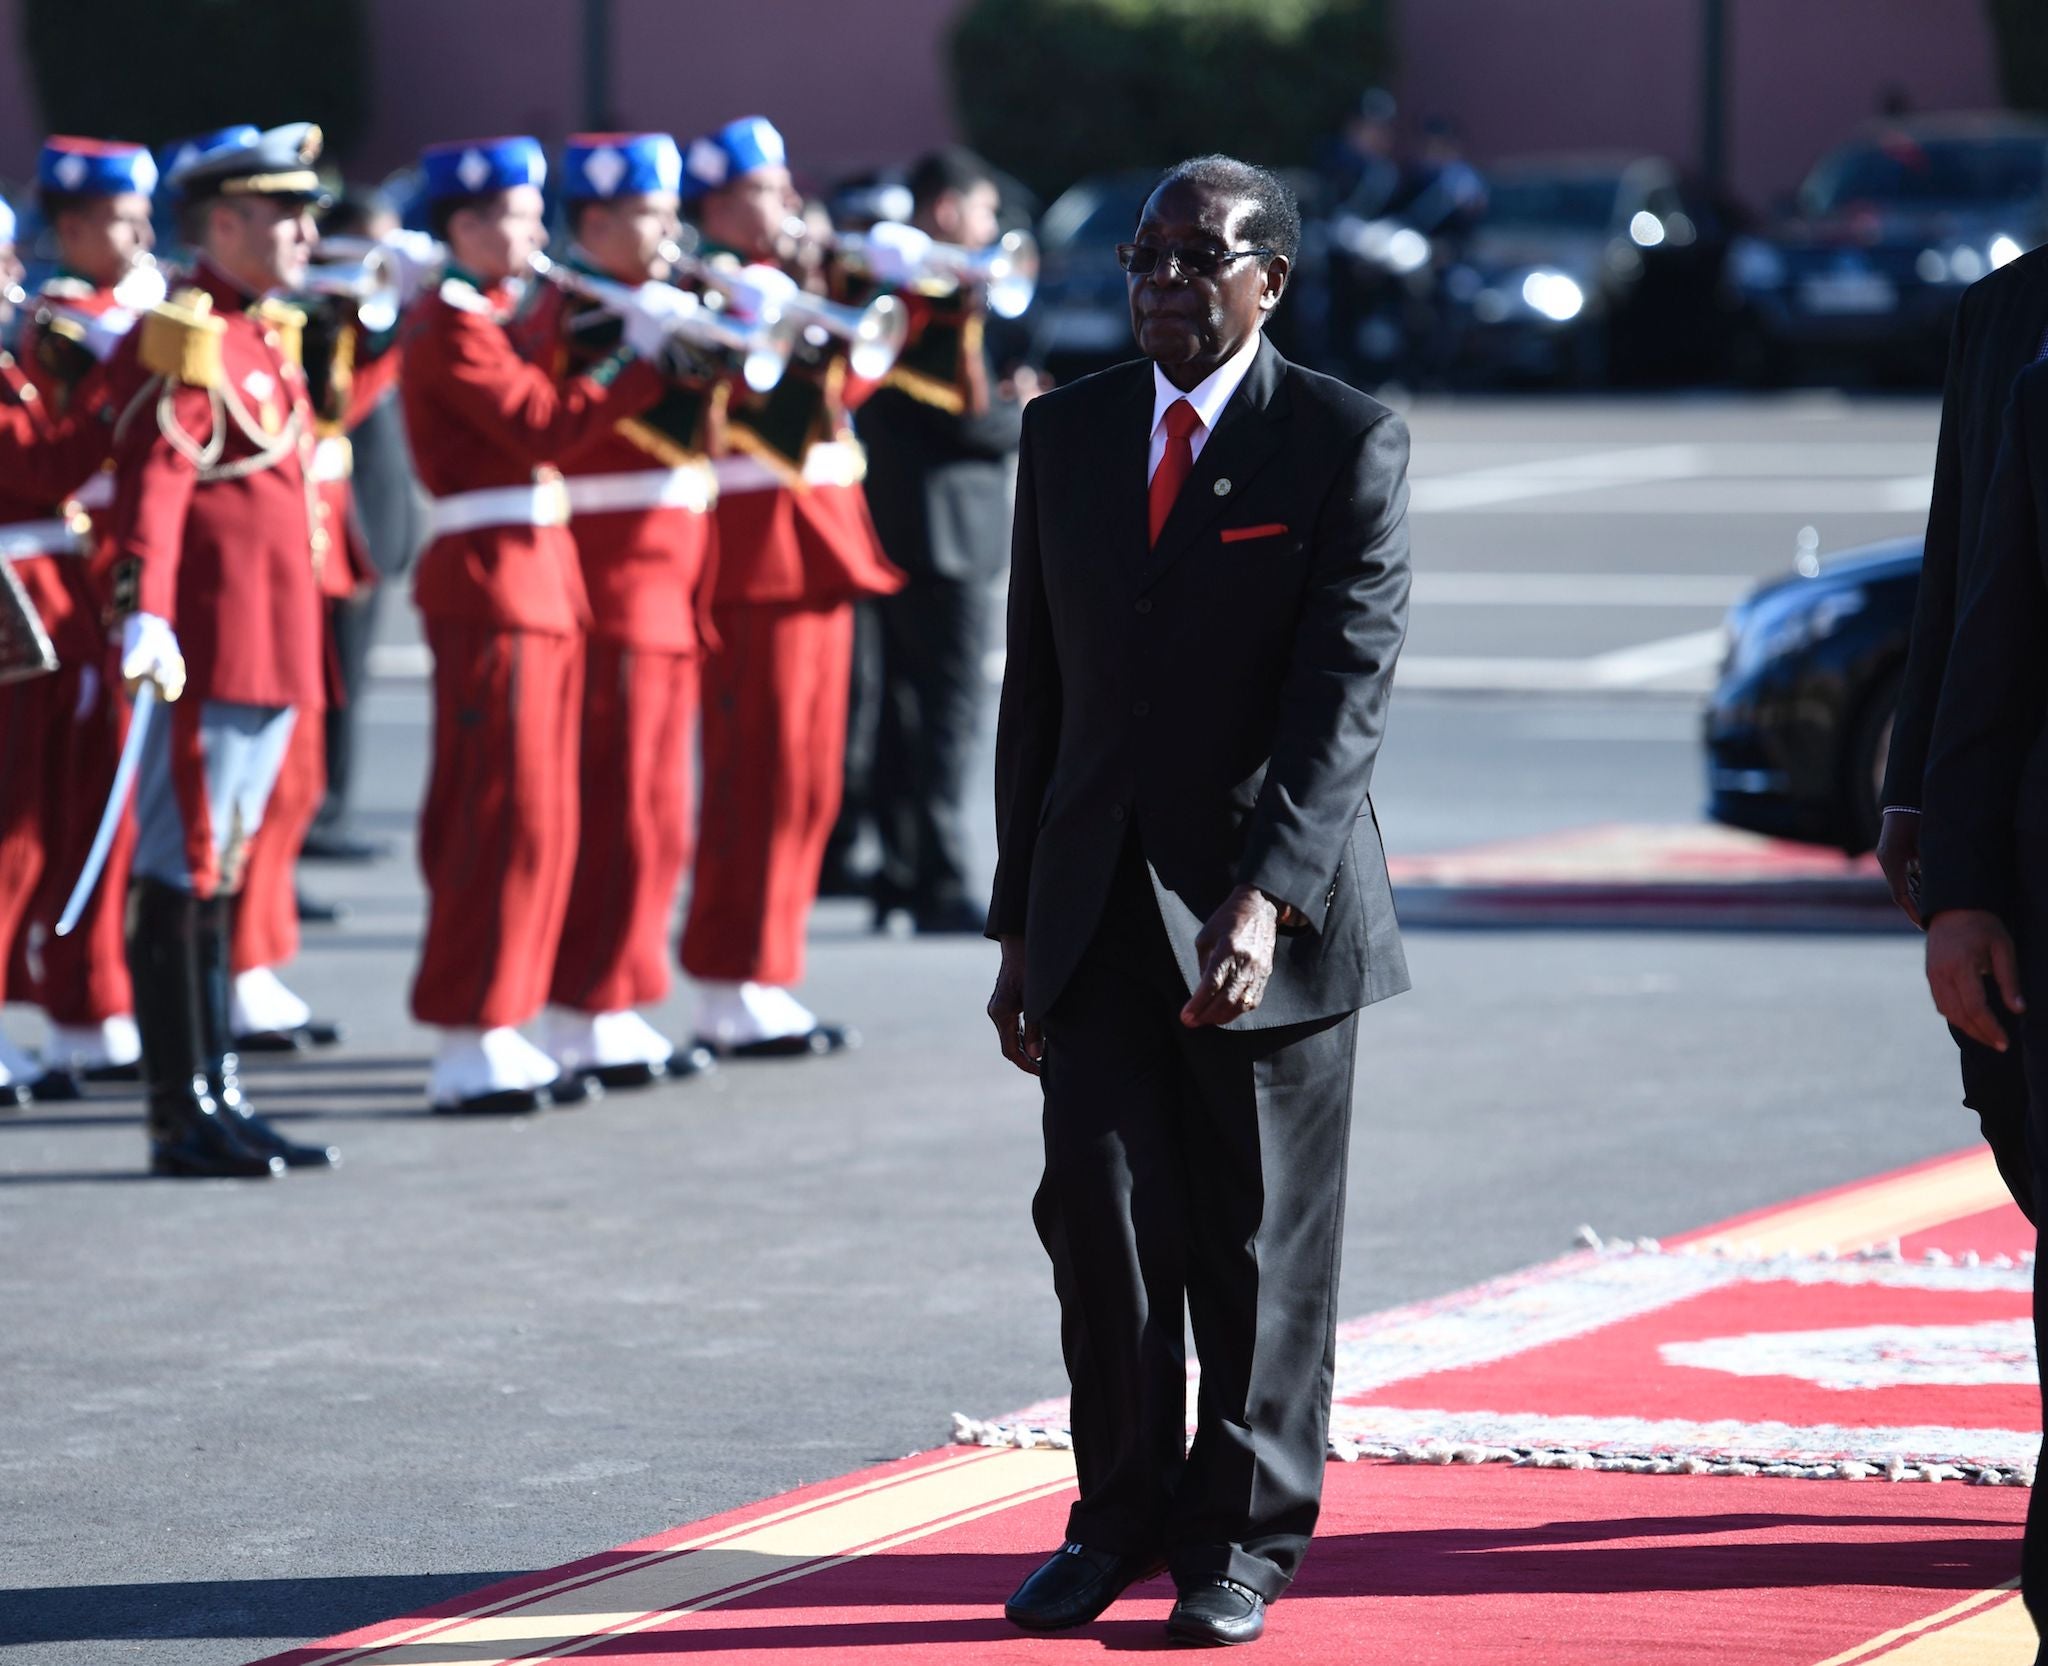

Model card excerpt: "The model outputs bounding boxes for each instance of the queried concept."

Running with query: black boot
[198,895,338,1170]
[128,880,284,1180]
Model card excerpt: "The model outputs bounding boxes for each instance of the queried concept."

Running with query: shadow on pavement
[0,1572,522,1646]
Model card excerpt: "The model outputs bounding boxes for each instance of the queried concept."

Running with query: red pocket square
[1221,522,1289,544]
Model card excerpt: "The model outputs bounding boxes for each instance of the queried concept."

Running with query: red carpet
[249,1151,2040,1665]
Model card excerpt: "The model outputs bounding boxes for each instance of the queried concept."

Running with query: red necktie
[1148,398,1203,547]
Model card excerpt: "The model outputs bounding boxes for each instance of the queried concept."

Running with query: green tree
[1987,0,2048,115]
[22,0,370,161]
[949,0,1395,202]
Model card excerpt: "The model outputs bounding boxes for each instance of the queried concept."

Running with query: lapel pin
[1213,478,1232,496]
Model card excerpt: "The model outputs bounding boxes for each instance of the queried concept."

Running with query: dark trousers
[314,584,383,837]
[1957,1025,2034,1223]
[871,574,991,916]
[1034,837,1358,1600]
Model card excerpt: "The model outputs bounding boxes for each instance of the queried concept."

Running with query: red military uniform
[0,349,119,1019]
[529,273,719,1020]
[681,292,904,994]
[11,274,154,1046]
[401,269,664,1031]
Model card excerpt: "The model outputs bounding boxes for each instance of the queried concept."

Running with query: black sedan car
[1439,153,1740,386]
[1728,113,2048,380]
[1704,537,1919,854]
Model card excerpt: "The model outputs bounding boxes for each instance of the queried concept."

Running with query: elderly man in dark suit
[1877,248,2048,1222]
[986,155,1410,1648]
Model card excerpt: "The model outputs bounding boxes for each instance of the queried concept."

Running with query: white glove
[858,221,933,287]
[120,612,186,703]
[721,263,800,324]
[619,281,699,360]
[379,229,446,308]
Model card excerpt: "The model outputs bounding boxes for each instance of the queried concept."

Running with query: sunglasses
[1116,242,1276,279]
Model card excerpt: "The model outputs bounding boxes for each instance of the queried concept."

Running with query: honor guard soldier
[0,189,136,1106]
[98,122,340,1176]
[534,132,719,1089]
[401,135,675,1114]
[677,116,903,1057]
[7,137,166,1098]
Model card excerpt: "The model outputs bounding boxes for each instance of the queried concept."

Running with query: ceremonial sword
[55,681,158,938]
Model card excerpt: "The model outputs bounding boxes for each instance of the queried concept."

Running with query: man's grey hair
[1147,155,1302,265]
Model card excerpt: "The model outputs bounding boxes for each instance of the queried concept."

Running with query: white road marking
[1409,444,1707,512]
[368,643,432,680]
[1414,572,1747,607]
[1398,627,1726,695]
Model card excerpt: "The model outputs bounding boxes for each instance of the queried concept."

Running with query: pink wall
[0,0,2011,212]
[1396,0,2001,206]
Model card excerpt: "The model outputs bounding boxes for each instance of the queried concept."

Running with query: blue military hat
[681,116,787,200]
[562,132,682,201]
[166,121,325,202]
[38,136,159,198]
[419,136,547,202]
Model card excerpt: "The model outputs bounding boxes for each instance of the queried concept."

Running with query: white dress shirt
[1147,329,1264,483]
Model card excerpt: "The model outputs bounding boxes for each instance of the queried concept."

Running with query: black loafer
[83,1060,142,1084]
[586,1060,659,1090]
[548,1072,602,1106]
[236,1020,346,1054]
[296,892,346,925]
[0,1081,30,1110]
[29,1068,84,1103]
[1004,1543,1165,1632]
[1166,1578,1266,1647]
[665,1044,716,1080]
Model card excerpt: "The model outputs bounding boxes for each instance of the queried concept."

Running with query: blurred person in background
[1317,88,1402,219]
[4,137,160,1099]
[301,187,423,864]
[856,146,1030,935]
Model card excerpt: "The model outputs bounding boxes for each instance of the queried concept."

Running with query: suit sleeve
[1920,375,2048,920]
[1880,297,1971,807]
[986,401,1058,939]
[429,306,665,465]
[1236,409,1412,930]
[0,394,113,508]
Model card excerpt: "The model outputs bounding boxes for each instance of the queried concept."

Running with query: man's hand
[1876,808,1923,927]
[1181,885,1279,1028]
[988,935,1044,1076]
[1926,908,2026,1051]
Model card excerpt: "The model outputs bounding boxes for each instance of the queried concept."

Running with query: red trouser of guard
[231,695,326,974]
[410,617,583,1029]
[548,639,697,1015]
[680,599,853,988]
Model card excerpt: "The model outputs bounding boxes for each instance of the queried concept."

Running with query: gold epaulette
[254,298,306,368]
[138,290,226,388]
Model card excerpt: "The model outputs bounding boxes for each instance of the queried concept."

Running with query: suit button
[1134,598,1152,615]
[1131,700,1150,718]
[1110,805,1127,824]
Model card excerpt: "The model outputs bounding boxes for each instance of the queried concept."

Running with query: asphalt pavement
[0,394,1973,1666]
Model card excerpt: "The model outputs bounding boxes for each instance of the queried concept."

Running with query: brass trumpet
[666,239,909,381]
[531,249,799,394]
[836,224,1039,320]
[305,236,413,333]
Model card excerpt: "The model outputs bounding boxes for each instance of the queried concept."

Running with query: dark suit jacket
[1883,248,2048,808]
[1920,359,2048,921]
[988,335,1411,1029]
[858,383,1023,584]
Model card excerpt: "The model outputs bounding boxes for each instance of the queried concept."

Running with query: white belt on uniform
[311,435,354,484]
[562,463,717,517]
[71,470,114,511]
[0,517,91,559]
[711,439,867,496]
[426,478,572,538]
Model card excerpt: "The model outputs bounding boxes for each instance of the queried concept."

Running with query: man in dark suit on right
[987,155,1409,1648]
[1877,248,2048,1222]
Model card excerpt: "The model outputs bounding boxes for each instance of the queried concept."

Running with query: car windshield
[1483,175,1622,231]
[1802,136,2048,212]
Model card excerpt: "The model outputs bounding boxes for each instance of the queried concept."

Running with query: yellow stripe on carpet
[304,1448,1077,1666]
[1810,1581,2028,1664]
[1692,1152,2014,1258]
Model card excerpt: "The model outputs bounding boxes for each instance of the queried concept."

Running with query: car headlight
[1729,236,1786,292]
[1520,269,1585,322]
[1918,237,2024,285]
[1725,585,1868,681]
